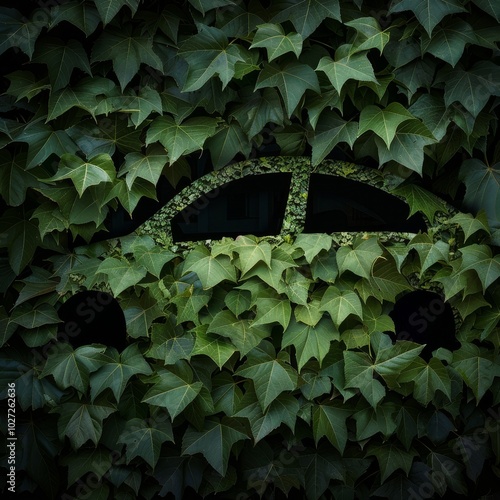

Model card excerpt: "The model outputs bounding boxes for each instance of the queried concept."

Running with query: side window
[171,173,292,242]
[304,174,427,233]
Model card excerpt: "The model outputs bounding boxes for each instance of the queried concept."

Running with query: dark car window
[304,174,427,233]
[171,173,292,242]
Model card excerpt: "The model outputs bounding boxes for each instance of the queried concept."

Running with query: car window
[304,174,427,233]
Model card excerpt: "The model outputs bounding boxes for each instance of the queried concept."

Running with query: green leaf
[408,94,451,141]
[32,38,91,91]
[460,159,500,230]
[49,1,101,36]
[316,52,377,94]
[90,344,152,402]
[389,0,467,36]
[43,153,115,197]
[392,184,447,223]
[107,178,157,216]
[16,121,79,169]
[41,344,107,393]
[208,310,270,356]
[97,257,147,296]
[303,447,345,500]
[146,115,219,164]
[250,23,303,62]
[60,448,112,486]
[183,246,237,289]
[444,61,500,118]
[254,296,292,330]
[142,367,203,420]
[57,397,116,449]
[236,346,298,409]
[366,443,416,483]
[319,286,363,326]
[452,343,500,401]
[205,123,252,169]
[255,60,320,117]
[312,402,351,453]
[93,0,140,25]
[375,120,436,175]
[147,320,195,365]
[448,211,490,243]
[0,7,43,58]
[346,16,390,54]
[0,151,40,206]
[394,58,436,101]
[408,233,450,276]
[343,351,386,407]
[182,417,249,476]
[192,325,237,369]
[363,299,395,333]
[473,0,500,21]
[188,0,234,16]
[358,103,416,148]
[224,289,251,317]
[91,25,163,90]
[311,249,339,283]
[118,417,173,468]
[294,300,324,326]
[309,111,358,165]
[178,26,246,91]
[0,306,17,347]
[10,303,60,329]
[337,237,383,280]
[271,0,341,38]
[457,244,500,292]
[233,235,273,277]
[282,317,338,371]
[399,357,452,405]
[133,245,177,278]
[422,19,475,67]
[5,70,50,102]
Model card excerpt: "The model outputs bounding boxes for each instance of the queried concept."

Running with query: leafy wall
[0,0,500,498]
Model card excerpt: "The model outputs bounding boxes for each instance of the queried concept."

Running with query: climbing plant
[0,0,500,498]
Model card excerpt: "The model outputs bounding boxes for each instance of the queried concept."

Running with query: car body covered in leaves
[3,157,500,499]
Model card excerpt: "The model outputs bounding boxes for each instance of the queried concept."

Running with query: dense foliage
[0,0,500,498]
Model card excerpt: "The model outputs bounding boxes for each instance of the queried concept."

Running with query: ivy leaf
[303,447,345,499]
[178,26,246,91]
[16,121,79,169]
[254,296,292,330]
[394,58,436,102]
[233,235,273,277]
[311,249,339,283]
[97,257,147,296]
[473,0,500,21]
[309,111,358,165]
[344,351,386,407]
[363,299,395,333]
[147,321,195,365]
[250,23,303,62]
[316,52,377,94]
[365,443,416,483]
[182,417,249,476]
[408,94,451,141]
[457,244,500,292]
[171,284,211,325]
[142,367,203,420]
[224,289,251,318]
[41,344,107,393]
[133,245,177,278]
[408,233,450,276]
[399,357,452,405]
[346,16,390,54]
[92,25,163,90]
[93,0,140,25]
[236,346,298,409]
[0,151,40,206]
[319,286,363,326]
[460,159,500,229]
[43,153,115,197]
[208,310,270,356]
[32,38,91,92]
[5,70,51,102]
[90,344,152,402]
[107,178,157,216]
[312,401,351,453]
[255,60,320,117]
[205,122,252,170]
[188,0,235,16]
[49,1,101,36]
[389,0,467,36]
[10,303,60,329]
[294,300,324,326]
[60,448,112,486]
[0,7,43,58]
[448,211,490,243]
[118,417,173,468]
[375,120,436,175]
[192,325,237,369]
[282,317,338,371]
[358,103,416,148]
[391,184,447,223]
[183,246,237,289]
[57,397,116,449]
[146,115,219,164]
[336,237,383,280]
[443,61,500,118]
[271,0,341,38]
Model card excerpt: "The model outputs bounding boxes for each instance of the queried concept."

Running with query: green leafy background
[0,0,500,498]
